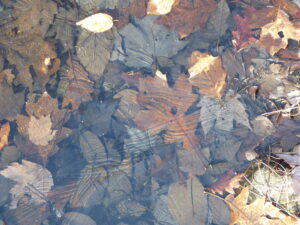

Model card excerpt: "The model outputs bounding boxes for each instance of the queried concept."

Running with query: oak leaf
[0,160,53,209]
[133,73,199,149]
[188,51,227,99]
[226,187,299,225]
[0,122,10,150]
[255,9,300,55]
[155,0,218,38]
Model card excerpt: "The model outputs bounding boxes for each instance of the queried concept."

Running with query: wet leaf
[62,212,96,225]
[168,178,208,225]
[147,0,176,15]
[76,13,113,33]
[0,160,53,209]
[208,169,243,194]
[188,51,227,99]
[155,0,218,38]
[198,91,251,135]
[76,29,114,75]
[153,195,178,225]
[111,15,188,69]
[0,122,10,150]
[254,9,300,55]
[75,0,134,12]
[226,186,299,225]
[133,73,199,149]
[59,58,94,110]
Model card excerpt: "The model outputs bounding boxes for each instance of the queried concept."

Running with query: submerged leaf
[0,160,53,209]
[76,29,114,75]
[76,13,113,33]
[75,0,134,11]
[147,0,176,15]
[111,15,188,69]
[0,122,10,150]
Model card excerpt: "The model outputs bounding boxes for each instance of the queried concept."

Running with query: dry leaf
[0,160,53,209]
[0,122,10,150]
[208,170,243,194]
[188,51,227,99]
[255,9,300,55]
[133,73,200,149]
[76,13,113,33]
[147,0,176,15]
[155,0,218,38]
[226,187,299,225]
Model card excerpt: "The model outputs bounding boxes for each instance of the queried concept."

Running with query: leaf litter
[0,0,300,224]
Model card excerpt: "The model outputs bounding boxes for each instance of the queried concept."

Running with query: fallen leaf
[76,29,114,75]
[58,58,94,110]
[271,0,300,18]
[133,73,199,149]
[208,170,243,194]
[0,122,10,150]
[61,212,96,225]
[28,115,56,146]
[188,51,227,99]
[168,178,208,225]
[232,6,257,51]
[0,160,53,209]
[255,9,300,55]
[155,0,218,38]
[198,91,251,135]
[147,0,177,15]
[74,0,134,12]
[226,186,299,225]
[76,13,113,33]
[275,118,300,151]
[111,15,188,69]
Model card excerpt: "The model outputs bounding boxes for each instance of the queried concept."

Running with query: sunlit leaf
[0,122,10,150]
[76,13,113,33]
[147,0,176,15]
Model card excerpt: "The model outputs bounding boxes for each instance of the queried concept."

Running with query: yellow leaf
[0,122,10,150]
[76,13,113,33]
[147,0,176,15]
[226,187,299,225]
[258,9,300,56]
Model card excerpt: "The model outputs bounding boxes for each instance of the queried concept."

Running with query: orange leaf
[188,51,227,99]
[0,122,10,150]
[155,0,218,38]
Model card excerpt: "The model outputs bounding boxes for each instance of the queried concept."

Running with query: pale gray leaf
[75,0,133,11]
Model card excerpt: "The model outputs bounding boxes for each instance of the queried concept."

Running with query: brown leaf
[253,9,300,55]
[208,170,243,194]
[271,0,300,18]
[133,73,199,148]
[0,160,53,209]
[226,186,299,225]
[0,122,10,150]
[61,59,94,110]
[275,118,300,151]
[188,51,227,99]
[155,0,218,38]
[168,178,208,225]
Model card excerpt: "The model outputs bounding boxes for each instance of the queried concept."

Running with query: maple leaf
[133,73,199,149]
[254,9,300,55]
[0,160,53,209]
[0,122,10,150]
[155,0,218,38]
[188,51,227,99]
[226,187,299,225]
[232,6,257,51]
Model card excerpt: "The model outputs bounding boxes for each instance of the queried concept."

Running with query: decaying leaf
[147,0,176,15]
[255,9,300,55]
[76,13,113,33]
[0,122,10,150]
[198,91,251,135]
[76,29,114,75]
[111,15,188,69]
[275,118,300,151]
[226,186,299,225]
[0,160,53,209]
[188,51,227,99]
[133,73,199,149]
[208,169,243,194]
[58,58,94,110]
[28,115,56,146]
[168,178,208,225]
[75,0,134,12]
[155,0,218,38]
[62,212,96,225]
